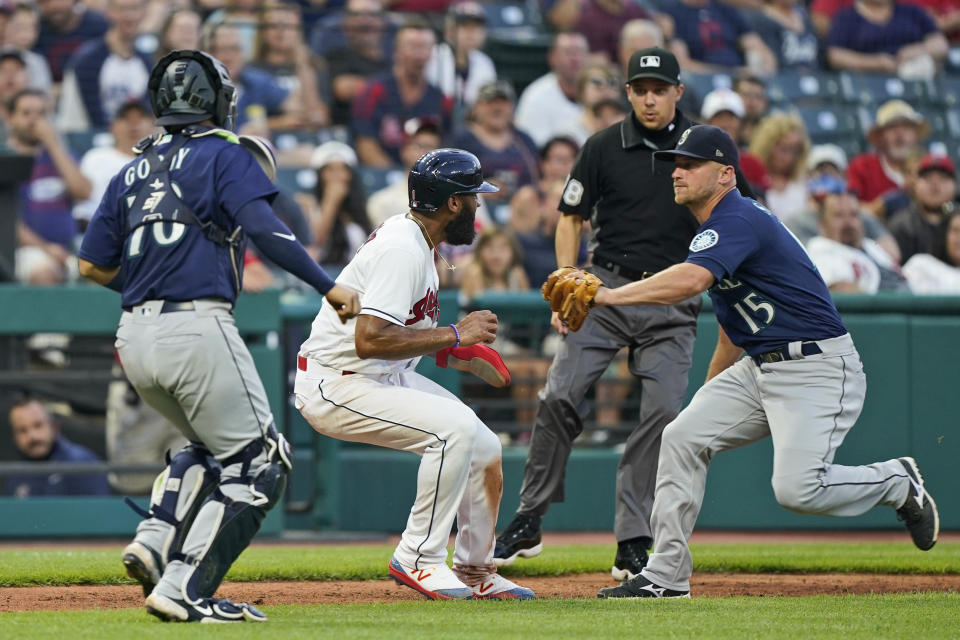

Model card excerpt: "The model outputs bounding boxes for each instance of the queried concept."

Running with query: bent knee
[472,425,502,464]
[771,476,821,512]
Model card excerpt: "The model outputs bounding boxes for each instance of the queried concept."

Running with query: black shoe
[896,457,939,551]
[493,513,542,567]
[598,574,689,599]
[610,537,650,582]
[145,593,267,623]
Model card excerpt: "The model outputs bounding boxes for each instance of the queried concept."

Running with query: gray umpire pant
[517,266,700,542]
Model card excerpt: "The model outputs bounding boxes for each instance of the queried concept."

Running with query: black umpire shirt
[558,110,722,274]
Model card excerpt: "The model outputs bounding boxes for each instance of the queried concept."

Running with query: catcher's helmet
[148,50,237,130]
[408,148,498,213]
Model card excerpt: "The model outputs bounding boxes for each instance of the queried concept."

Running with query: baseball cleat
[598,574,690,599]
[471,574,536,600]
[610,538,651,582]
[896,457,939,551]
[388,557,474,600]
[122,541,162,597]
[493,513,543,567]
[145,592,267,623]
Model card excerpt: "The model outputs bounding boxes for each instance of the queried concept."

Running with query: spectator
[0,47,28,145]
[576,0,657,64]
[5,397,110,497]
[888,153,958,262]
[733,72,769,146]
[351,19,451,167]
[515,31,588,148]
[367,117,442,227]
[205,21,297,135]
[810,0,851,39]
[322,0,391,126]
[5,3,53,91]
[155,8,202,59]
[749,111,810,220]
[450,80,540,223]
[4,88,91,284]
[248,2,329,130]
[699,87,770,196]
[617,19,665,77]
[902,210,960,293]
[749,0,820,70]
[826,0,948,78]
[910,0,960,44]
[783,145,900,258]
[848,99,928,219]
[304,140,372,265]
[34,0,108,83]
[663,0,777,75]
[554,62,623,146]
[202,0,260,61]
[806,190,910,292]
[509,136,587,286]
[56,0,151,132]
[425,1,496,112]
[72,101,155,228]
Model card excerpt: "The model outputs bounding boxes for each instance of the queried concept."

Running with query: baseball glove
[541,267,603,331]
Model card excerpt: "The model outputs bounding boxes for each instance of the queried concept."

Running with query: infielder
[565,125,938,599]
[78,50,360,622]
[295,148,535,601]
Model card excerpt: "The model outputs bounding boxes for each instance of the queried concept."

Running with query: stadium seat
[276,167,317,194]
[65,130,111,155]
[484,31,552,96]
[793,105,864,144]
[840,72,934,107]
[483,0,544,36]
[679,72,733,102]
[358,167,403,196]
[764,70,845,108]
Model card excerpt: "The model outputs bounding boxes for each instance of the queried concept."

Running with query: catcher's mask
[148,50,237,130]
[408,148,498,213]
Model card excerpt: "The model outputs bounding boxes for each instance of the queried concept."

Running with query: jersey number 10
[733,291,775,334]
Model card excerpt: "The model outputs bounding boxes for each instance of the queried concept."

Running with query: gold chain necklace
[407,213,455,271]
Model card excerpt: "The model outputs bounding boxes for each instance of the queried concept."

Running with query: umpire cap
[626,47,680,86]
[654,125,740,169]
[408,148,498,213]
[148,50,237,130]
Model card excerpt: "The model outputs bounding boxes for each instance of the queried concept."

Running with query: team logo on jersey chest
[406,288,440,325]
[689,229,718,252]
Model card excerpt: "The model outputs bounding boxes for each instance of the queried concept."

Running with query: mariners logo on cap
[640,55,660,68]
[678,129,691,146]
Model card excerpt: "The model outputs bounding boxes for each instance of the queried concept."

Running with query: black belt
[592,257,657,281]
[752,341,822,366]
[123,301,196,313]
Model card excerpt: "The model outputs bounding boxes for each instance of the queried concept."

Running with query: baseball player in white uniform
[294,149,535,601]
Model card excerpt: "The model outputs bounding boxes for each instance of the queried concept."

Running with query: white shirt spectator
[514,72,583,147]
[765,178,808,220]
[806,236,902,293]
[426,42,497,108]
[902,254,960,294]
[73,145,134,222]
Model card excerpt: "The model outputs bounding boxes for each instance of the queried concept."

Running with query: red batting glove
[433,344,511,387]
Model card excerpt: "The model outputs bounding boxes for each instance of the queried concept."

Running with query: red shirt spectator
[576,0,652,64]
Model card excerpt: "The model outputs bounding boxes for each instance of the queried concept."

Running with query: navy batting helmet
[408,148,498,213]
[148,50,237,130]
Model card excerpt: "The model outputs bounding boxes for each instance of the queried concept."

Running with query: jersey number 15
[733,291,775,334]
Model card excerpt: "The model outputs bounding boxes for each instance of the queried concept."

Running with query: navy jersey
[78,129,277,308]
[684,190,846,355]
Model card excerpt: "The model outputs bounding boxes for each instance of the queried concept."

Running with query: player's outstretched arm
[355,311,497,361]
[594,262,714,307]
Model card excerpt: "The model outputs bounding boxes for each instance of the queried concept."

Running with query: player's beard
[444,197,477,246]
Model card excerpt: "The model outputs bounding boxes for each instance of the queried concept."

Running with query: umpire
[495,47,705,580]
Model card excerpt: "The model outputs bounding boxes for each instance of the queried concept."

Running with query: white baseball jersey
[299,214,440,374]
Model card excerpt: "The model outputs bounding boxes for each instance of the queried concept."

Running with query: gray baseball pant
[642,333,912,592]
[518,267,700,542]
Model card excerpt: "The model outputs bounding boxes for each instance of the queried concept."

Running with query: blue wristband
[449,323,460,347]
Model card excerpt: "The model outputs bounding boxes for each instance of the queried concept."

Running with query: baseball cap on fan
[654,125,740,169]
[626,47,680,86]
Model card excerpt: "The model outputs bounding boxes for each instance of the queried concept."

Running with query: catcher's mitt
[541,267,603,331]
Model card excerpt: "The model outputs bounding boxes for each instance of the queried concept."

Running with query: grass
[1,593,958,639]
[1,541,958,587]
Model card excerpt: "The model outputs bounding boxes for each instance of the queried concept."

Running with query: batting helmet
[408,148,498,213]
[148,50,237,130]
